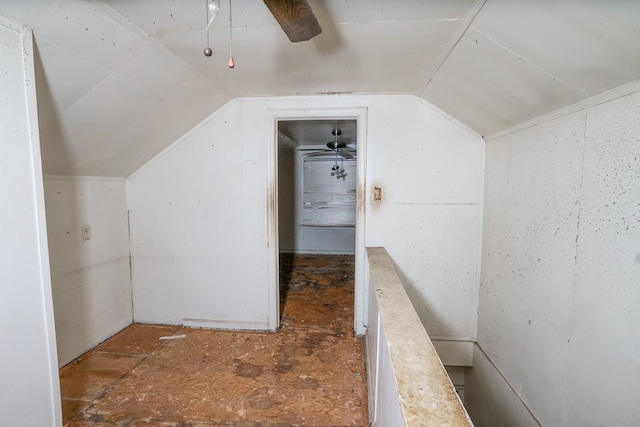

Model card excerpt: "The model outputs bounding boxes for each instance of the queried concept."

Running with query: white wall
[128,101,272,329]
[465,345,539,427]
[364,98,484,344]
[0,16,61,426]
[44,177,132,366]
[128,95,483,341]
[472,88,640,426]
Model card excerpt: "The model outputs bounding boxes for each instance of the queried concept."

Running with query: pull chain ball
[203,0,219,58]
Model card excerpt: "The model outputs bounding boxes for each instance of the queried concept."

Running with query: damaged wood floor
[60,254,366,426]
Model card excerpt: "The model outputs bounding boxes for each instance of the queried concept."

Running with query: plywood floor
[60,254,366,426]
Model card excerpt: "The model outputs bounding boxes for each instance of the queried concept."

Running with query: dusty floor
[60,254,366,426]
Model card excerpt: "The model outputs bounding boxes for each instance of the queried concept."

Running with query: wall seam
[127,209,135,323]
[561,108,590,426]
[472,137,486,342]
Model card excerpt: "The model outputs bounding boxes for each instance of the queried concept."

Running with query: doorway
[266,109,368,334]
[277,120,357,330]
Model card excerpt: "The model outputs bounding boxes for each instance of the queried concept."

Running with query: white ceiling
[1,0,639,177]
[279,119,356,146]
[277,119,357,163]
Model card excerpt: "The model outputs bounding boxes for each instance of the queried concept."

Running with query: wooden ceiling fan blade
[263,0,322,42]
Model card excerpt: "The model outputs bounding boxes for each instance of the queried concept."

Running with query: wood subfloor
[60,254,366,426]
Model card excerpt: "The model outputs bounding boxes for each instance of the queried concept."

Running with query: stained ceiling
[1,0,639,177]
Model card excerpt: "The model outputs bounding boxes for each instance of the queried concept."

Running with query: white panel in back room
[423,28,582,137]
[471,0,640,97]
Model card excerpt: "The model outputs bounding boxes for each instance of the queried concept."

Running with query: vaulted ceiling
[1,0,639,177]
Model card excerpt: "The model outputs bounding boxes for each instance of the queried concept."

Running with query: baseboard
[181,318,272,330]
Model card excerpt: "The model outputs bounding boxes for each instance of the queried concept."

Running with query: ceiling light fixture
[329,129,347,179]
[204,0,220,57]
[331,160,347,180]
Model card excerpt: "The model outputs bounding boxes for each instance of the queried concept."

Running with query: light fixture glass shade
[207,0,220,29]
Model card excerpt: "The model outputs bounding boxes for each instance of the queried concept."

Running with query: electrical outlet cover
[82,224,91,241]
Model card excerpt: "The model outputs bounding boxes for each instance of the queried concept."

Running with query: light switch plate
[373,186,382,201]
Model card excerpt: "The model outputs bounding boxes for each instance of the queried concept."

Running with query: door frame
[266,107,368,334]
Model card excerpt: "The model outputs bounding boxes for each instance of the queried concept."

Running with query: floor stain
[296,375,320,390]
[235,363,264,378]
[60,254,366,426]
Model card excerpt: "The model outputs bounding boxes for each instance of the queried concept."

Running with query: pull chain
[204,0,219,57]
[227,0,234,68]
[204,24,212,56]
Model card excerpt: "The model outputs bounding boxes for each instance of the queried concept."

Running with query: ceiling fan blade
[338,150,354,160]
[302,150,333,157]
[263,0,322,42]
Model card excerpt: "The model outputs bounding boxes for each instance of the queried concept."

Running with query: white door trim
[266,107,368,334]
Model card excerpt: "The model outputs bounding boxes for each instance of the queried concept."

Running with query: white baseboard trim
[181,318,272,331]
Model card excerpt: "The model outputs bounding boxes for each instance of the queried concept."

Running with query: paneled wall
[0,17,61,426]
[364,97,484,344]
[128,101,272,329]
[128,95,483,344]
[469,89,640,426]
[44,177,132,366]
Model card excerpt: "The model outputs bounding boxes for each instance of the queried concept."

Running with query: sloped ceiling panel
[33,39,112,128]
[471,0,640,97]
[155,19,461,96]
[106,0,475,96]
[0,0,233,177]
[421,0,640,137]
[106,0,476,36]
[39,46,230,176]
[1,0,639,176]
[422,27,582,137]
